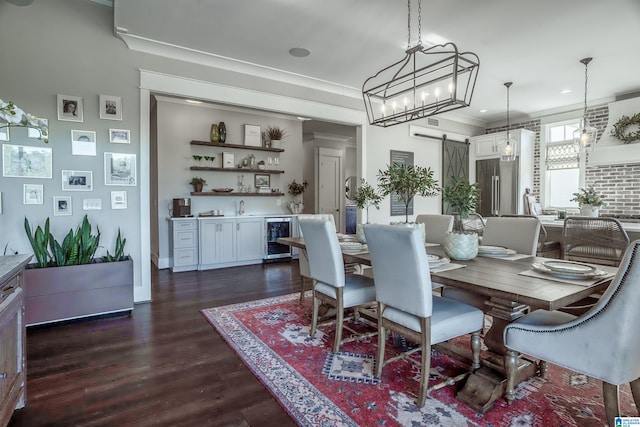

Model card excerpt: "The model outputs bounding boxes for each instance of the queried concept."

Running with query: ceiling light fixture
[289,47,310,58]
[499,82,517,162]
[185,99,202,104]
[362,0,479,127]
[560,89,572,94]
[573,57,597,153]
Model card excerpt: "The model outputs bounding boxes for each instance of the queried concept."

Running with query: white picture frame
[2,144,53,178]
[53,196,72,216]
[71,130,97,156]
[62,170,93,191]
[109,129,130,144]
[0,126,9,141]
[110,191,127,209]
[23,184,43,205]
[244,124,261,147]
[104,152,137,186]
[99,94,122,120]
[57,94,83,122]
[222,152,235,169]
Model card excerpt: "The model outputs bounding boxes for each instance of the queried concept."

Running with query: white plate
[340,242,367,253]
[543,260,596,274]
[478,245,516,255]
[531,262,609,280]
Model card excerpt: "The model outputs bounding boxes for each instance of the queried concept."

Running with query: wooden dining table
[277,236,618,412]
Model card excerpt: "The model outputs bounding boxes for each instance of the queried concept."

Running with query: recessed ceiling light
[560,89,572,94]
[185,99,202,104]
[289,47,310,58]
[297,116,311,121]
[479,109,488,113]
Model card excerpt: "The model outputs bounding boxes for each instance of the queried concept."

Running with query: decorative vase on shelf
[288,202,304,214]
[218,121,226,143]
[193,183,203,193]
[580,205,599,217]
[443,232,478,261]
[270,139,281,149]
[210,124,220,143]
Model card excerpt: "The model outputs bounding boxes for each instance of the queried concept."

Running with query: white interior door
[318,147,343,231]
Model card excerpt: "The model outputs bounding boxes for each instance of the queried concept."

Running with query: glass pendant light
[499,82,518,162]
[573,57,597,153]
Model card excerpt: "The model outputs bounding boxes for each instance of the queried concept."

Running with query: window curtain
[546,142,578,170]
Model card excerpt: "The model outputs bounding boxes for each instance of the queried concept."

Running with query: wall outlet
[83,198,102,210]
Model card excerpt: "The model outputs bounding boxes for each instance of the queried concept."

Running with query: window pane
[549,126,566,142]
[547,169,579,207]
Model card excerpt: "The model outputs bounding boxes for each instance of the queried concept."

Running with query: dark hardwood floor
[10,262,301,427]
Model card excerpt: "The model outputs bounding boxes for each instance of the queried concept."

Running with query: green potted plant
[23,216,133,325]
[570,187,605,217]
[263,125,288,148]
[354,179,383,243]
[287,179,308,214]
[190,176,207,193]
[377,163,440,223]
[441,177,481,260]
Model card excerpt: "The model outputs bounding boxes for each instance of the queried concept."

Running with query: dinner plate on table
[339,241,367,253]
[478,245,517,256]
[427,254,450,268]
[531,261,609,280]
[542,260,597,274]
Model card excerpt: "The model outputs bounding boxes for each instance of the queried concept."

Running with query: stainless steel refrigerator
[476,158,520,217]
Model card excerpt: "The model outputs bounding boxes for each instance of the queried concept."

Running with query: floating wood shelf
[191,192,284,197]
[190,140,284,153]
[190,166,284,174]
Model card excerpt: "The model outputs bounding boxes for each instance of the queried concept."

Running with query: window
[542,120,583,208]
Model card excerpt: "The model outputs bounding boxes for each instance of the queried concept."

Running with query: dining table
[277,236,618,413]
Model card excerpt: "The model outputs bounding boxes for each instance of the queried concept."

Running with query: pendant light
[499,82,518,162]
[573,57,597,153]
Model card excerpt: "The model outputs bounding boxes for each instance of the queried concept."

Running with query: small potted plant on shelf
[287,179,307,214]
[263,126,288,148]
[190,177,207,193]
[570,187,605,217]
[354,178,382,243]
[441,177,481,260]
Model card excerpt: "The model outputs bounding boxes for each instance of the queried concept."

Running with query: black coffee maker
[172,198,192,217]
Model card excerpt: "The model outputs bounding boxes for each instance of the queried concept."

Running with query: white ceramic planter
[389,222,426,242]
[289,202,304,214]
[580,205,599,217]
[443,232,479,260]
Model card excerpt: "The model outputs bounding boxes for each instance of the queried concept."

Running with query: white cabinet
[471,129,530,160]
[236,218,264,262]
[169,218,198,272]
[473,134,499,158]
[200,219,236,267]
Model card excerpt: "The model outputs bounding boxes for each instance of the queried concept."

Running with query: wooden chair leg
[310,292,320,337]
[470,331,481,371]
[603,382,620,427]
[333,288,344,353]
[376,302,386,378]
[417,316,431,407]
[504,350,519,405]
[630,377,640,413]
[299,277,306,302]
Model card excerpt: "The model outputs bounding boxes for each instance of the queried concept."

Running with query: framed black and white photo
[109,128,130,144]
[254,173,270,188]
[62,170,93,191]
[110,191,127,209]
[53,196,72,216]
[104,152,136,186]
[23,184,43,205]
[244,124,261,147]
[57,94,83,122]
[99,94,122,120]
[2,144,53,178]
[0,126,9,141]
[71,130,97,156]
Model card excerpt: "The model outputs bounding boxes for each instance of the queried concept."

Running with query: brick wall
[484,105,640,214]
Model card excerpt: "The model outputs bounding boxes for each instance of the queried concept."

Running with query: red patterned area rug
[201,293,636,426]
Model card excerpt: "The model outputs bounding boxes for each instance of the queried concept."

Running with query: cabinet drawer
[0,274,19,304]
[174,220,196,231]
[173,248,197,266]
[174,230,197,248]
[0,289,22,409]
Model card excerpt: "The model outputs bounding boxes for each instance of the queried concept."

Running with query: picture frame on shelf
[99,94,123,120]
[104,152,137,186]
[53,196,72,216]
[244,124,261,147]
[109,128,130,143]
[2,144,52,179]
[57,94,84,122]
[23,184,43,205]
[62,170,93,191]
[222,152,235,169]
[110,191,127,209]
[254,173,270,188]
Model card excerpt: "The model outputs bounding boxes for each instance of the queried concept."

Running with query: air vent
[427,118,440,127]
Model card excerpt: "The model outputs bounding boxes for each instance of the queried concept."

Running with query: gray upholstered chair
[415,214,454,245]
[298,219,376,353]
[504,240,640,427]
[502,214,562,258]
[297,214,336,301]
[442,216,540,310]
[363,224,483,407]
[563,217,630,266]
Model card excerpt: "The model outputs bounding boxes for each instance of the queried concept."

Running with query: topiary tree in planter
[442,177,481,232]
[377,163,440,223]
[354,178,382,224]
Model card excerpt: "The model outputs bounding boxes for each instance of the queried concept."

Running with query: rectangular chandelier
[362,42,480,127]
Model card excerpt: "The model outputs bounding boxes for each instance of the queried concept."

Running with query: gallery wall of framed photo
[1,92,136,226]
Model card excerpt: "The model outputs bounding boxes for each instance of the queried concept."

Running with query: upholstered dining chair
[363,224,483,407]
[563,217,630,266]
[298,219,376,353]
[502,214,562,258]
[461,213,486,237]
[297,214,336,301]
[442,216,540,310]
[504,239,640,427]
[415,214,454,245]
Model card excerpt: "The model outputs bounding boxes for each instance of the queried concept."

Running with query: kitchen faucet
[239,200,244,215]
